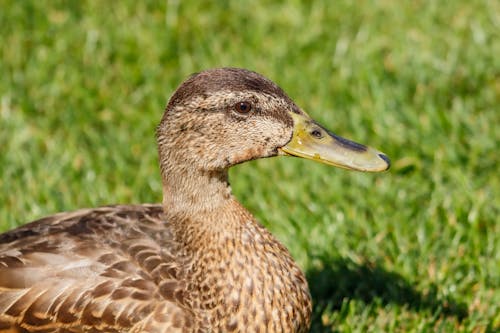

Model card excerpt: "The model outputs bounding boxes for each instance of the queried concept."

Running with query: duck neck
[161,162,233,218]
[159,159,312,332]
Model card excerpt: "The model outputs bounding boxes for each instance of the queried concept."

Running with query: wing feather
[0,205,194,332]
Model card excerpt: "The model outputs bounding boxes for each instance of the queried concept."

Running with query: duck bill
[279,112,390,172]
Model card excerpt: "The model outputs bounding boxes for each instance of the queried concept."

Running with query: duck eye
[234,101,252,114]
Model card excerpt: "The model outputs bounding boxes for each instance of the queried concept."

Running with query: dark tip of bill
[378,153,391,170]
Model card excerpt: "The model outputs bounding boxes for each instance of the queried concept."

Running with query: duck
[0,68,390,332]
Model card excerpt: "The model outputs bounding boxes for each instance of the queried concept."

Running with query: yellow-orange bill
[279,112,390,172]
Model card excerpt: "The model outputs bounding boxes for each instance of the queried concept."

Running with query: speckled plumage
[1,68,314,332]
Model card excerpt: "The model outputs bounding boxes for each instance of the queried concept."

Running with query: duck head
[157,68,389,175]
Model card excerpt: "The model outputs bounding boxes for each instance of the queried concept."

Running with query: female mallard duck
[0,68,389,332]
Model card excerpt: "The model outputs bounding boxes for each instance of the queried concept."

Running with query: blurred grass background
[0,1,499,332]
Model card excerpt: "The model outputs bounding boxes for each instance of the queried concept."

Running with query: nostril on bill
[310,129,323,139]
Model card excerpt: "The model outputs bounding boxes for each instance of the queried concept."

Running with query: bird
[0,68,390,332]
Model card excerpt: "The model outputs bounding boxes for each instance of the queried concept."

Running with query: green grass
[1,1,499,331]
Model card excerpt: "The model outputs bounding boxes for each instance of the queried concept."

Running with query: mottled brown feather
[1,68,312,332]
[0,205,197,332]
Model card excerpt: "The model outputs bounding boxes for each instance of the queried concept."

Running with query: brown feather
[1,68,312,332]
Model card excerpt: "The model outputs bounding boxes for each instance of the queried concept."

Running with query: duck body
[0,203,310,332]
[0,68,389,332]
